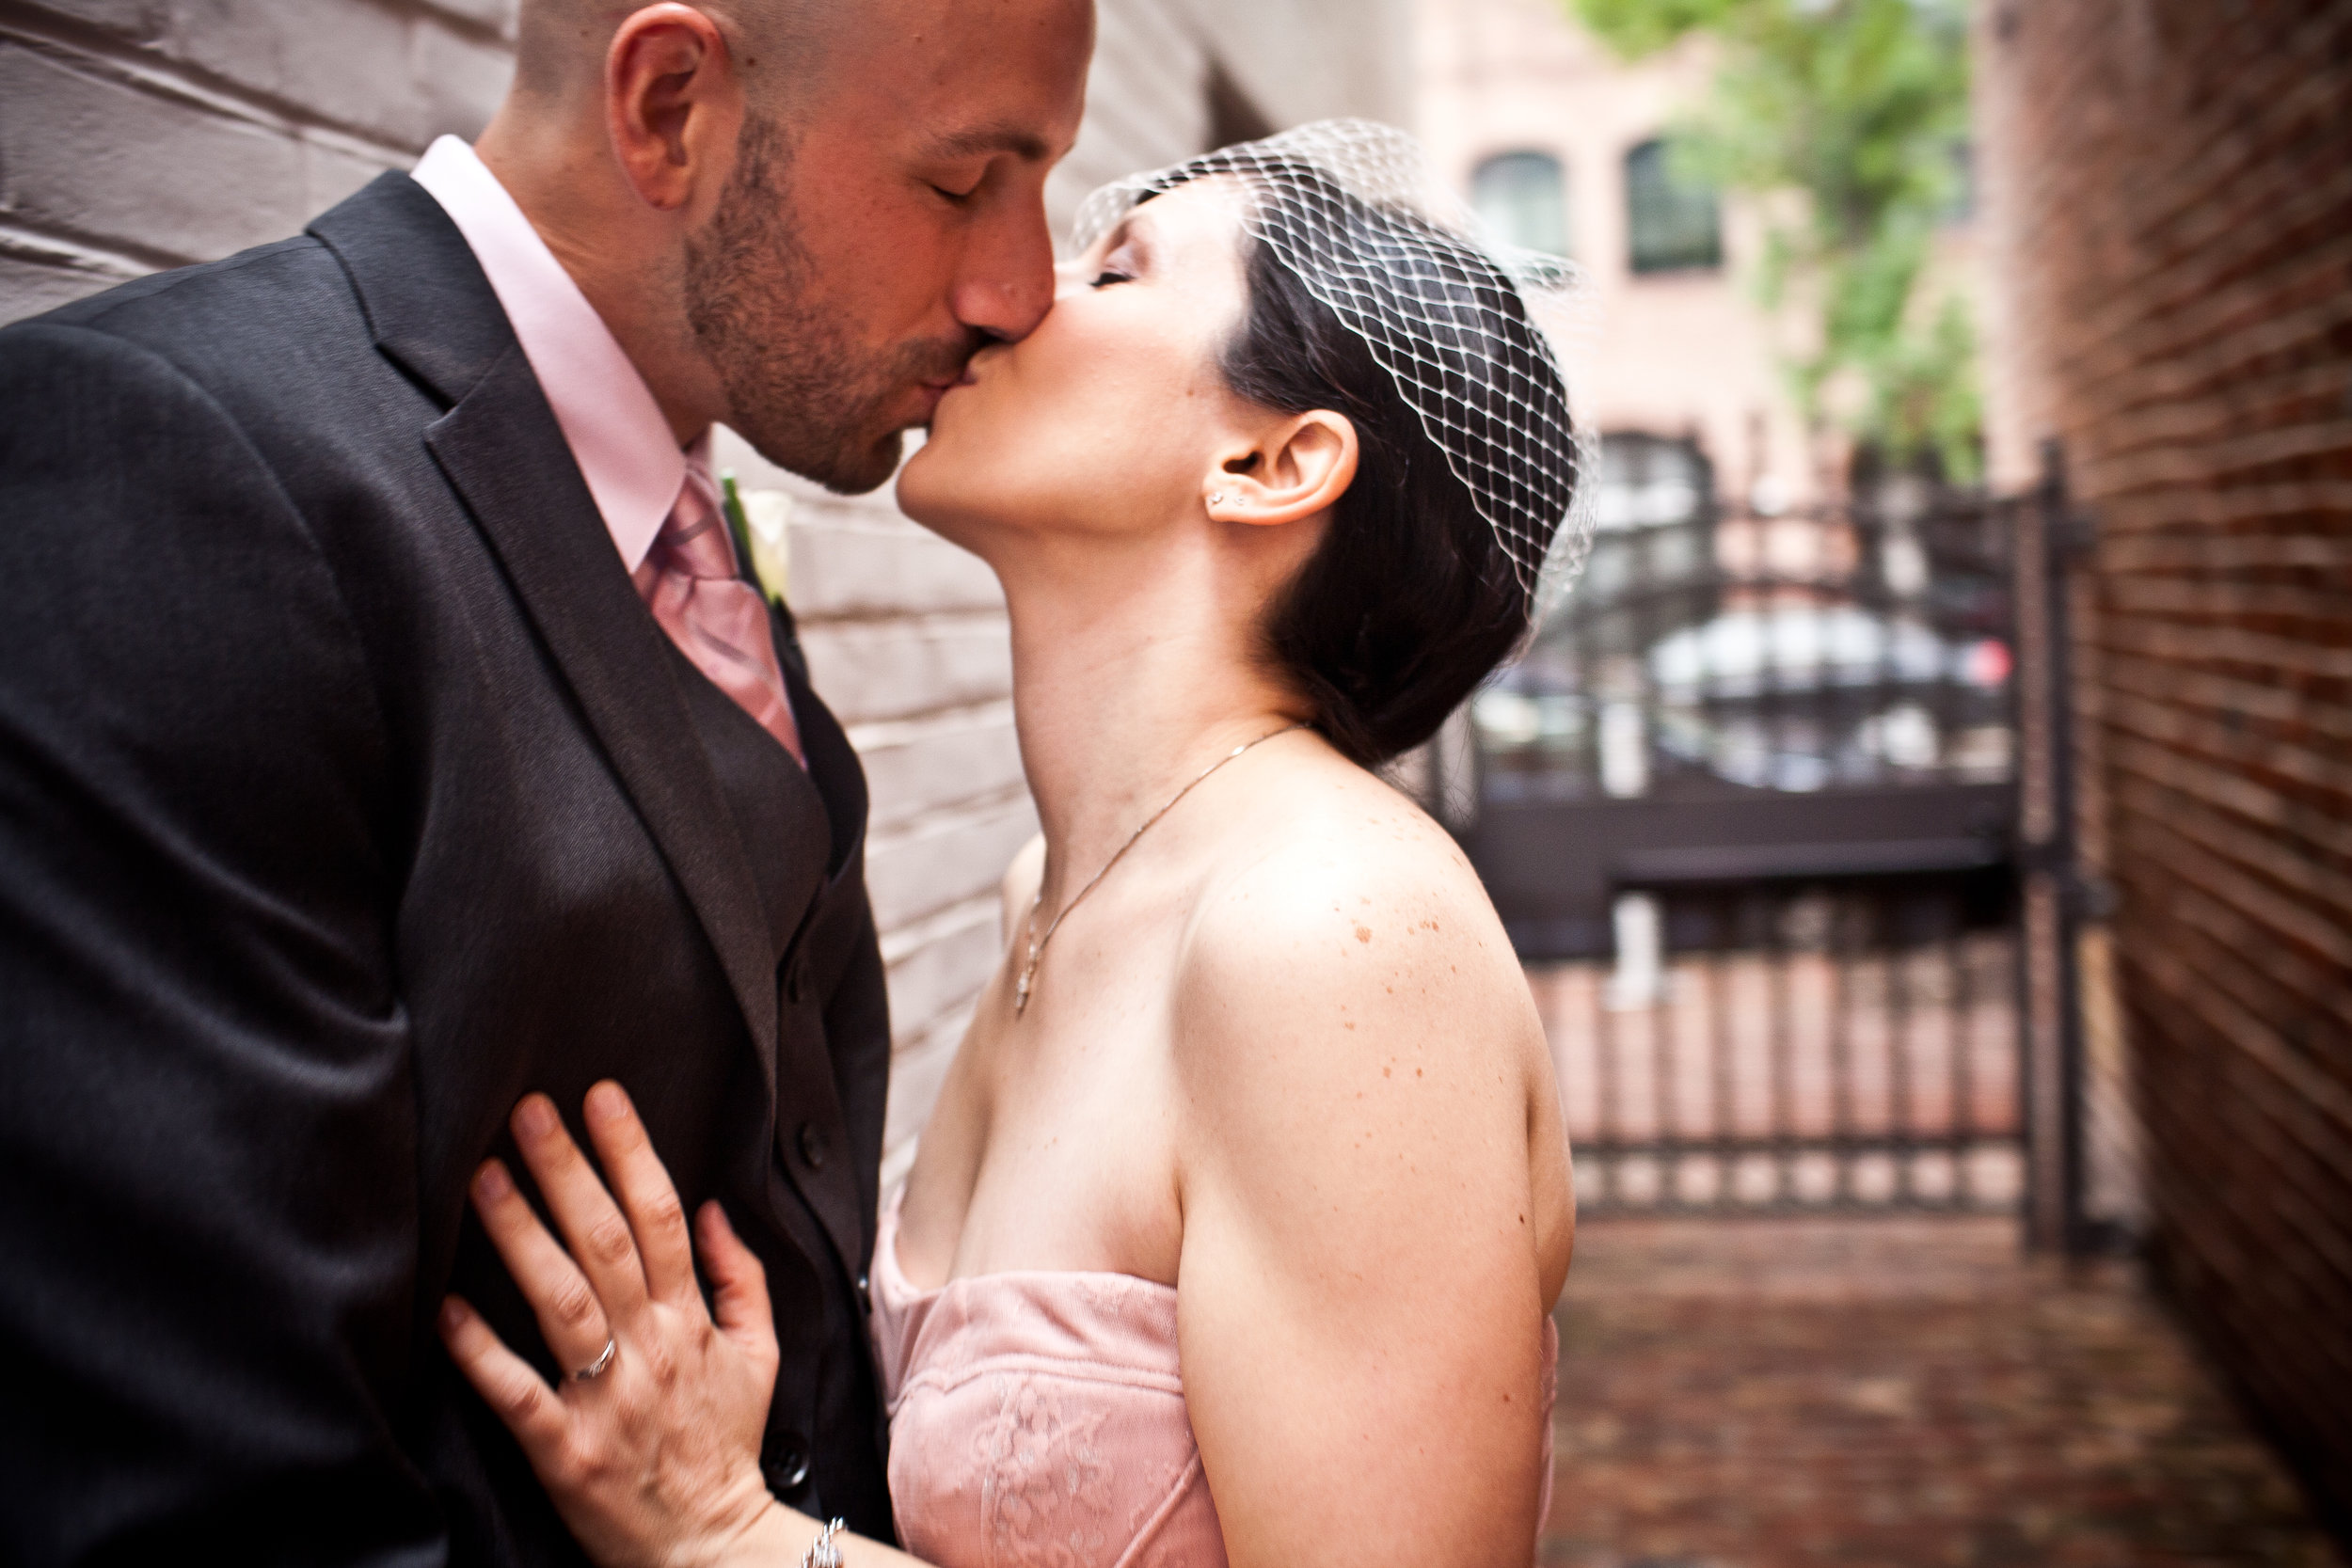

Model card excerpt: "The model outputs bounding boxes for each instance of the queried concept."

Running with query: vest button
[797,1121,829,1170]
[766,1439,811,1493]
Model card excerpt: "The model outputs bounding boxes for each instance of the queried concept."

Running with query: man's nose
[950,194,1057,343]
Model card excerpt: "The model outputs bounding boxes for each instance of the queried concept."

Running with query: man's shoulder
[1,234,374,436]
[21,233,344,354]
[2,170,475,418]
[36,232,315,323]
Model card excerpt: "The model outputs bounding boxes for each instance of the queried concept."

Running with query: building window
[1471,150,1570,258]
[1624,139,1722,274]
[1594,432,1711,532]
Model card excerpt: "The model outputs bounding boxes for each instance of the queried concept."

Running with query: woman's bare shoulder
[1190,759,1513,974]
[1171,758,1539,1112]
[1168,755,1555,1307]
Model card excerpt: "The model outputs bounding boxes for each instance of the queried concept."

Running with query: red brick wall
[1979,0,2352,1528]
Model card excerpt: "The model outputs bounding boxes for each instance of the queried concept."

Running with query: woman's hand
[438,1083,783,1568]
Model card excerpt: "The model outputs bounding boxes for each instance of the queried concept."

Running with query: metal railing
[1537,878,2021,1214]
[1459,442,2096,1236]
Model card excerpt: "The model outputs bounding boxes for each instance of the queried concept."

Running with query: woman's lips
[913,378,958,419]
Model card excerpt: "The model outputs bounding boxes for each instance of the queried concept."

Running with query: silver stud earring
[1208,491,1229,507]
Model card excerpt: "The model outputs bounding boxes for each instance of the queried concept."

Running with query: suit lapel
[423,348,783,1097]
[310,175,784,1099]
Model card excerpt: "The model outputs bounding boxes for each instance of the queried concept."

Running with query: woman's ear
[1204,411,1360,528]
[606,4,739,214]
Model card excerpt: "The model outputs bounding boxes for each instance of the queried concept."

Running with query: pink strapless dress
[868,1191,1560,1567]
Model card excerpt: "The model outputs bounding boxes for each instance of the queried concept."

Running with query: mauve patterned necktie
[633,459,805,767]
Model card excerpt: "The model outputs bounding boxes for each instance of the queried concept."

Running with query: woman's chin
[893,448,987,552]
[893,444,946,522]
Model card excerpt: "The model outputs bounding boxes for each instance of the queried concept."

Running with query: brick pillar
[1979,0,2352,1528]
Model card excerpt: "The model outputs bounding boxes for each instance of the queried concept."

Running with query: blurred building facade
[0,0,1409,1189]
[1418,0,2010,869]
[1414,0,1809,512]
[1978,0,2352,1528]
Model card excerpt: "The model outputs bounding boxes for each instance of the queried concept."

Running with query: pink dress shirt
[411,135,689,578]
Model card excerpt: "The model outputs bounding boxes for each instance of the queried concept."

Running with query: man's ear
[606,4,739,214]
[1204,410,1359,528]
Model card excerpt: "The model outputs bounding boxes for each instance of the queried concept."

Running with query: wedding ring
[573,1337,616,1382]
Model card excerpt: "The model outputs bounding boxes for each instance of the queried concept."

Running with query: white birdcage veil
[1072,119,1597,624]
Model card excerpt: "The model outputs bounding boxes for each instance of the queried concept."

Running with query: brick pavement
[1544,1215,2345,1567]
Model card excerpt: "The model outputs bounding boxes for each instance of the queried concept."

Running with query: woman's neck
[997,537,1308,913]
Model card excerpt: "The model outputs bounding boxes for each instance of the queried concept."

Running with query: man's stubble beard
[684,114,973,496]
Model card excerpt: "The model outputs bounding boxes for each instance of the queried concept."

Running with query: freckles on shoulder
[1175,806,1527,1070]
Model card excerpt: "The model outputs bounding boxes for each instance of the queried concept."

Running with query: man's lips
[908,355,983,423]
[911,368,977,418]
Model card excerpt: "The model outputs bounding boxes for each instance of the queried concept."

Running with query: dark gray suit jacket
[0,172,894,1564]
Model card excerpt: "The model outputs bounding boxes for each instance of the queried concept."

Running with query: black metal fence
[1532,876,2021,1215]
[1453,441,2090,1224]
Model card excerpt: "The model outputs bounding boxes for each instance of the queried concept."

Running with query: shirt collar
[412,135,689,573]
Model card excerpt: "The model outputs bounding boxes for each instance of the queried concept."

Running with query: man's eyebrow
[925,121,1056,164]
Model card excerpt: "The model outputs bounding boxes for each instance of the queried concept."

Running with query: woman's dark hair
[1202,176,1580,767]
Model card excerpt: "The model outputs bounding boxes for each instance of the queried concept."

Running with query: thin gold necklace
[1013,721,1306,1017]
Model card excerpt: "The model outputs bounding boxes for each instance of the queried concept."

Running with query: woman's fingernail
[515,1096,558,1139]
[585,1081,627,1124]
[440,1297,468,1333]
[474,1161,513,1201]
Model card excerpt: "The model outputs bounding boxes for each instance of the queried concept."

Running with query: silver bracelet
[801,1517,847,1568]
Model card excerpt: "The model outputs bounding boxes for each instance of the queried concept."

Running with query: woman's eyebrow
[1109,212,1158,263]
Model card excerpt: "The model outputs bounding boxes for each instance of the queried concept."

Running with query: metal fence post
[2018,438,2092,1253]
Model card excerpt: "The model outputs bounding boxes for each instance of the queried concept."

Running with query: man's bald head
[511,0,840,105]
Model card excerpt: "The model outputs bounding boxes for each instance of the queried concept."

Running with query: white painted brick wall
[0,0,1409,1190]
[0,0,510,301]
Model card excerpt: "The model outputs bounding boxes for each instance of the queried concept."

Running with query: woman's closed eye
[1089,230,1147,288]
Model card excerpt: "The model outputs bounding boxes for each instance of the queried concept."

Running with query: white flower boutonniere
[720,470,791,609]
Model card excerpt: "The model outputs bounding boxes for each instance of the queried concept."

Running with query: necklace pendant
[1013,966,1032,1016]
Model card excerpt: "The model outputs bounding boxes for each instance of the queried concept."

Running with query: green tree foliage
[1574,0,1981,481]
